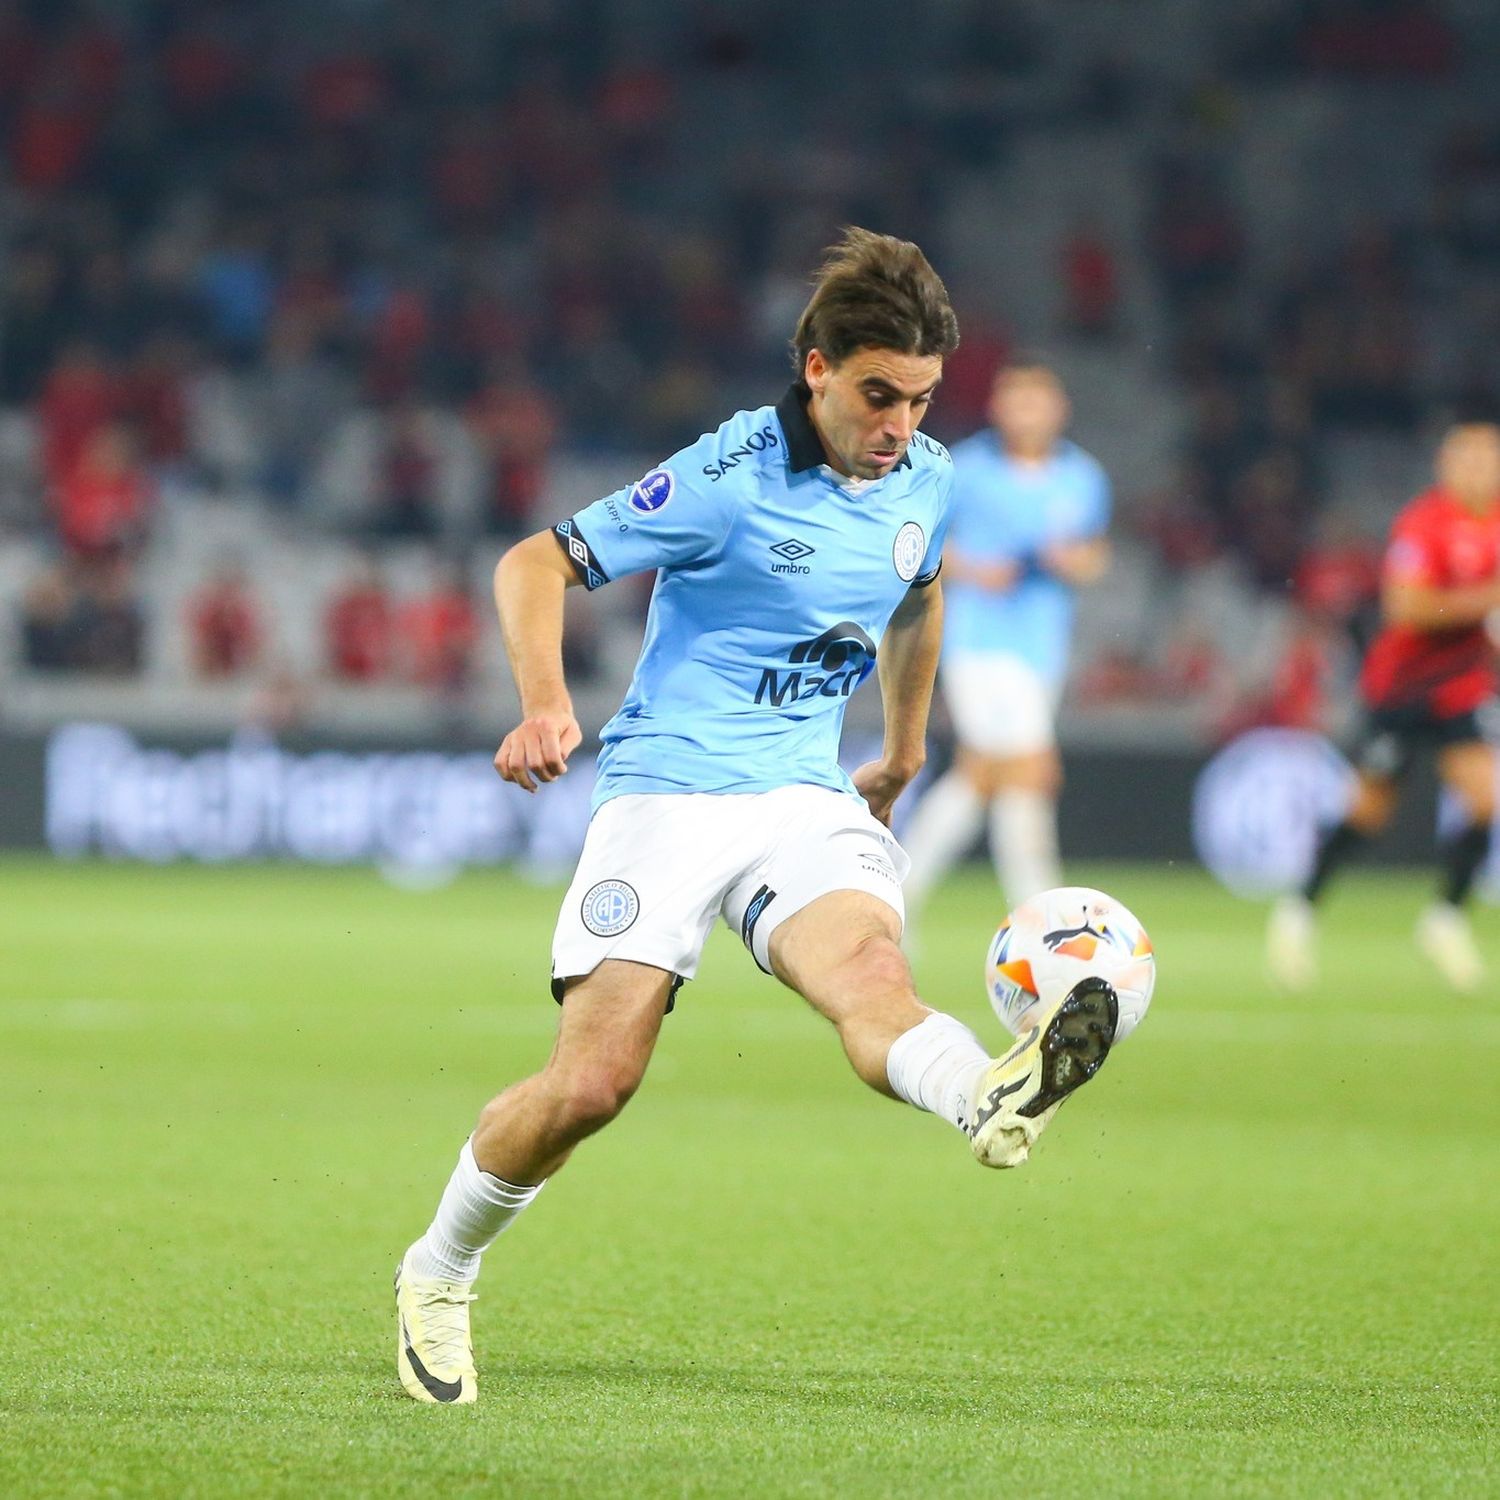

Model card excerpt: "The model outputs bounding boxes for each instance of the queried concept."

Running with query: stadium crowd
[2,0,1497,741]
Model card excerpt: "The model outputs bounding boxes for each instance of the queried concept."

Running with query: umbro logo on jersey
[770,538,815,575]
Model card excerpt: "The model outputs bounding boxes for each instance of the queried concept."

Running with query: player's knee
[842,928,914,998]
[553,1065,642,1135]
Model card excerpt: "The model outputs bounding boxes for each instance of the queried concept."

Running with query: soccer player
[901,361,1110,920]
[1267,416,1500,991]
[394,231,1120,1404]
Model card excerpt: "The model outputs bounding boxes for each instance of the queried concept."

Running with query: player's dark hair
[792,227,959,373]
[998,352,1061,381]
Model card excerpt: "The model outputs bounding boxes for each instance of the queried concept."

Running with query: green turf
[1,855,1495,1498]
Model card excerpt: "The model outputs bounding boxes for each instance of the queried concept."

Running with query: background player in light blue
[903,360,1112,918]
[393,236,1122,1406]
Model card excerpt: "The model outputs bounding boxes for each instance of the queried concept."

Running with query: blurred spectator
[925,315,1009,444]
[37,344,119,490]
[325,556,394,681]
[1296,0,1456,78]
[0,241,67,404]
[1146,157,1243,310]
[186,562,263,678]
[1059,222,1121,339]
[75,552,146,674]
[398,561,478,691]
[249,311,353,506]
[312,397,481,537]
[52,422,154,557]
[124,334,194,475]
[22,553,144,675]
[464,360,559,538]
[20,561,79,672]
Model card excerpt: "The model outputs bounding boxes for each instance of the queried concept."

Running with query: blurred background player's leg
[900,765,985,919]
[1268,765,1397,989]
[904,657,1063,929]
[985,747,1063,909]
[1416,739,1494,990]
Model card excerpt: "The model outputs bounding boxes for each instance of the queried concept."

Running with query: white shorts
[551,784,910,1003]
[940,652,1060,757]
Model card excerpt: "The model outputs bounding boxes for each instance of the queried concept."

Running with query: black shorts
[1354,703,1494,780]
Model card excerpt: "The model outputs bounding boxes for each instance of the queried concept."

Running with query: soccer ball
[985,886,1155,1044]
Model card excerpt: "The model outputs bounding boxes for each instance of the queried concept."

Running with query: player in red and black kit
[1269,418,1500,990]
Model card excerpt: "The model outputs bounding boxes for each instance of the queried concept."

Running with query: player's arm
[1039,534,1111,585]
[491,531,584,792]
[942,544,1021,592]
[853,579,945,827]
[1382,572,1500,630]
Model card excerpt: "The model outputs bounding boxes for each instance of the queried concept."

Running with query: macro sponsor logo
[769,538,814,575]
[702,424,779,481]
[753,622,877,708]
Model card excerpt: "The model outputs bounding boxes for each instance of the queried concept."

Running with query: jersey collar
[775,381,914,475]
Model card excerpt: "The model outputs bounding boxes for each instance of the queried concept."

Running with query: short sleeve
[912,467,953,587]
[553,460,733,589]
[1078,460,1112,535]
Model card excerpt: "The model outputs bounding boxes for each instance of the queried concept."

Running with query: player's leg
[900,657,990,920]
[769,887,1114,1167]
[983,744,1064,907]
[397,791,734,1404]
[1268,732,1400,989]
[397,961,671,1404]
[1417,736,1494,989]
[730,786,1114,1168]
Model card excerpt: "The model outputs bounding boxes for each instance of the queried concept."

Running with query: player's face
[1437,425,1500,510]
[804,346,943,480]
[991,369,1068,452]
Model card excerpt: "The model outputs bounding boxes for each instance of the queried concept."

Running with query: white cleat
[395,1248,478,1404]
[1267,895,1317,990]
[968,977,1117,1169]
[1416,903,1484,993]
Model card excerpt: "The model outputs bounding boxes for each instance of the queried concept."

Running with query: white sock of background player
[901,770,983,913]
[989,787,1061,908]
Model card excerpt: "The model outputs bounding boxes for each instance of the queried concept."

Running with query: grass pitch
[1,855,1496,1498]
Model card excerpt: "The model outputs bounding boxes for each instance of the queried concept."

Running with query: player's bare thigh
[956,745,1061,798]
[767,890,930,1094]
[1437,740,1497,823]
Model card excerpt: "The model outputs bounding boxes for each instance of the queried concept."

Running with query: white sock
[886,1012,992,1134]
[989,788,1061,907]
[901,771,984,911]
[406,1138,544,1283]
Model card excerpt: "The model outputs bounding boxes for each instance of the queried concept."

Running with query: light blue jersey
[554,386,954,808]
[942,432,1110,684]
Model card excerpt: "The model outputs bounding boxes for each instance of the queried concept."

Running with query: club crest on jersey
[629,468,675,514]
[581,879,639,937]
[893,521,926,581]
